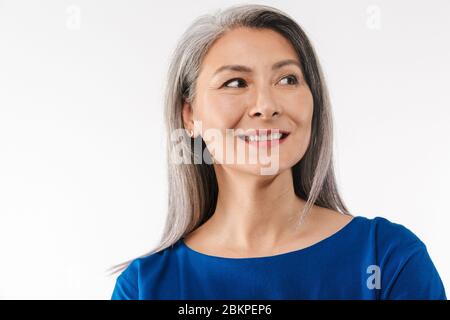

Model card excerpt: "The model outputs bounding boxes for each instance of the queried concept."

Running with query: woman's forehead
[207,27,297,58]
[200,28,299,76]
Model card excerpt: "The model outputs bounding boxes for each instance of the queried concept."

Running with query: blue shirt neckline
[112,215,447,299]
[179,215,363,261]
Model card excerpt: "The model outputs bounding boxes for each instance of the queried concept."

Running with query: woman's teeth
[244,133,283,142]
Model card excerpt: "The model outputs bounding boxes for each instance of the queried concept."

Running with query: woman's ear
[182,101,194,132]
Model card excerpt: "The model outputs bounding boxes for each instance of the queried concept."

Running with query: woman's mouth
[237,129,290,147]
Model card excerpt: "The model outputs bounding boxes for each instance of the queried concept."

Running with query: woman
[110,4,446,300]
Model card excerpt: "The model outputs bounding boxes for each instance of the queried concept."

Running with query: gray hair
[108,3,351,276]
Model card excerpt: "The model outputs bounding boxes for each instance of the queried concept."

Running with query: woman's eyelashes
[221,74,299,89]
[222,78,246,89]
[279,74,299,86]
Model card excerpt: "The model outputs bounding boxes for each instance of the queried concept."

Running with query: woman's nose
[249,88,282,119]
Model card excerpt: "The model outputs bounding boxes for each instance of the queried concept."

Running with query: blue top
[111,216,447,300]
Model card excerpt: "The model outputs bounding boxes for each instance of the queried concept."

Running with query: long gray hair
[108,3,351,276]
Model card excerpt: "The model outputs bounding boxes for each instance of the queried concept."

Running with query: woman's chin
[220,160,292,176]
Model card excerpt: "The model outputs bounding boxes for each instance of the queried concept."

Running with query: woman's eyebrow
[212,59,301,76]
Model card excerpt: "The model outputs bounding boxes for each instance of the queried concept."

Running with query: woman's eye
[221,74,299,89]
[279,74,299,86]
[222,78,247,88]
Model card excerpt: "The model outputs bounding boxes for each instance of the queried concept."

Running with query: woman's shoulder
[111,243,180,300]
[123,242,181,274]
[313,207,423,249]
[356,215,446,299]
[353,215,424,249]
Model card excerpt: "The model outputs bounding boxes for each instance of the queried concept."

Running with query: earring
[187,129,194,138]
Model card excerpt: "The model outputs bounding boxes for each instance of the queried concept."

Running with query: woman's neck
[204,167,308,251]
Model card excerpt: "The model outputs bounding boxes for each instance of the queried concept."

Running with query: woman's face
[183,27,314,175]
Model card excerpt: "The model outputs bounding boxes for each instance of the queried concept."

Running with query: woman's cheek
[207,97,246,127]
[213,94,245,111]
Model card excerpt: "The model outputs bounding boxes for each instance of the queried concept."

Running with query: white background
[0,0,448,299]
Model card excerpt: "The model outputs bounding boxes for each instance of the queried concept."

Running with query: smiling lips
[237,129,290,146]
